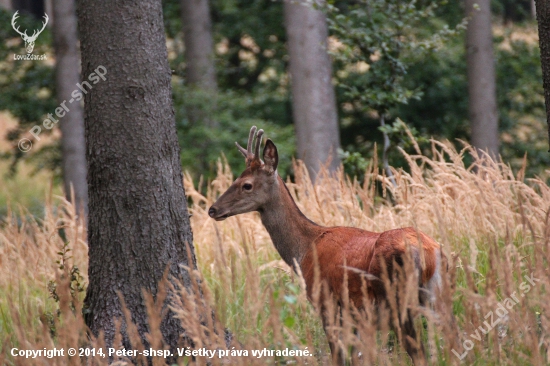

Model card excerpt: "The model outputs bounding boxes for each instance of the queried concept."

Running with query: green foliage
[172,81,295,180]
[328,0,467,176]
[394,23,546,177]
[493,0,534,23]
[0,1,548,190]
[329,0,546,179]
[209,0,289,123]
[496,38,548,175]
[0,8,54,128]
[164,0,295,181]
[0,8,59,175]
[391,30,469,140]
[339,119,427,183]
[338,148,370,182]
[328,0,467,114]
[43,237,86,336]
[378,117,429,148]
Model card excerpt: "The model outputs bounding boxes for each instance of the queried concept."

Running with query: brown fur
[301,226,440,308]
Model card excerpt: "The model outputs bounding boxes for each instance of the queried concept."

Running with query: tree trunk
[534,0,550,151]
[380,115,397,188]
[284,0,341,181]
[0,0,11,10]
[465,0,500,159]
[181,0,217,130]
[10,0,44,18]
[78,0,196,352]
[52,0,88,217]
[181,0,217,95]
[181,0,218,175]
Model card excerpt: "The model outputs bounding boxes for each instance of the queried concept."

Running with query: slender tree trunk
[78,0,196,352]
[181,0,218,176]
[0,0,11,10]
[181,0,217,129]
[465,0,499,159]
[181,0,217,95]
[52,0,88,217]
[380,115,397,188]
[534,0,550,151]
[284,0,341,181]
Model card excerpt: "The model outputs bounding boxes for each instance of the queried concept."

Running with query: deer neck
[259,175,323,269]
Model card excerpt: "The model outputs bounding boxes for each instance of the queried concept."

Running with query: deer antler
[11,11,48,41]
[11,11,27,38]
[236,126,264,167]
[28,13,48,41]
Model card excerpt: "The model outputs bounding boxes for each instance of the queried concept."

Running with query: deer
[11,11,49,54]
[208,126,444,365]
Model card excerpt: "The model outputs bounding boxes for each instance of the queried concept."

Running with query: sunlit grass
[0,140,549,365]
[0,112,62,217]
[0,159,61,218]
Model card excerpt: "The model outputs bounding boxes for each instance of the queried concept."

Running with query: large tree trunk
[465,0,499,159]
[534,0,550,150]
[78,0,196,352]
[284,0,340,181]
[52,0,88,217]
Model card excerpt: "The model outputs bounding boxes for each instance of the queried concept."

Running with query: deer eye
[243,183,253,191]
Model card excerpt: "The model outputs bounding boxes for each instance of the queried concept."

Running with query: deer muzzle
[208,206,229,221]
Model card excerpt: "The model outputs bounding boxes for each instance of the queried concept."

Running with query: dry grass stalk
[0,141,548,365]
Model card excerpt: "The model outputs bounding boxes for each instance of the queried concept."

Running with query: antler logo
[11,11,48,54]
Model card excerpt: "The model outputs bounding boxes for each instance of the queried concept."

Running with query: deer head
[208,126,279,221]
[11,11,49,54]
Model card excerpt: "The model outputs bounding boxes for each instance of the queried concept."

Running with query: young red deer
[208,126,443,365]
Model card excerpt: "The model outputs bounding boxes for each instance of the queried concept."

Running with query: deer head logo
[11,11,48,54]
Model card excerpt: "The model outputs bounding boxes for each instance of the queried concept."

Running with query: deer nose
[208,206,217,218]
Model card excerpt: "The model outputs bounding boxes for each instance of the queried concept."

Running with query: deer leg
[322,309,346,366]
[350,326,361,365]
[399,308,426,366]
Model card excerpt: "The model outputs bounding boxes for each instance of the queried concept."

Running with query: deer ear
[263,139,278,173]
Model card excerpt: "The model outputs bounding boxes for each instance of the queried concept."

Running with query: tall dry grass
[1,140,549,365]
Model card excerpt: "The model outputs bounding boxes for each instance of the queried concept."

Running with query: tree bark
[52,0,88,217]
[0,0,11,10]
[181,0,218,175]
[181,0,217,94]
[284,0,341,181]
[78,0,196,352]
[534,0,550,151]
[465,0,500,159]
[181,0,217,130]
[380,115,397,188]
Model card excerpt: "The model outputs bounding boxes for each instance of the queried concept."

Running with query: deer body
[258,174,441,308]
[209,127,442,365]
